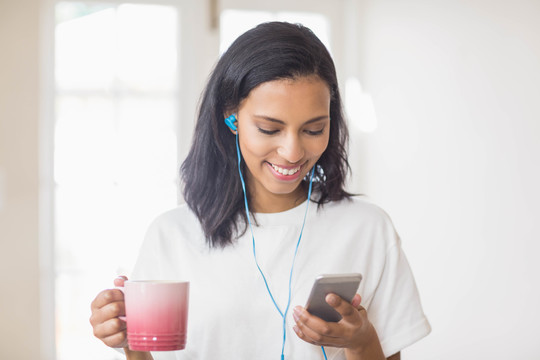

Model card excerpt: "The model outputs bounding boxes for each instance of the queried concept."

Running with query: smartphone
[304,273,363,322]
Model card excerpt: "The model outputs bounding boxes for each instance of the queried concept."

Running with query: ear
[224,113,238,134]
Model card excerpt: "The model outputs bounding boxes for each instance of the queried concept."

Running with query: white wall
[350,0,540,358]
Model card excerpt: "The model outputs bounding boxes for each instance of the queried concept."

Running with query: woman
[90,22,430,360]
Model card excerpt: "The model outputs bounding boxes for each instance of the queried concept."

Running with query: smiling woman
[90,21,430,360]
[182,21,351,249]
[235,76,331,213]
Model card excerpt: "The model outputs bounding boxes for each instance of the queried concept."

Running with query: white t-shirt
[131,196,431,359]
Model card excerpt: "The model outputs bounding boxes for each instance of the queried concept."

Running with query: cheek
[308,135,330,157]
[241,135,273,159]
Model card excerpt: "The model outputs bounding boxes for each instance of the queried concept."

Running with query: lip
[265,161,305,182]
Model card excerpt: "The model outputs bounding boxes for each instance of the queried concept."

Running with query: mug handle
[115,276,127,321]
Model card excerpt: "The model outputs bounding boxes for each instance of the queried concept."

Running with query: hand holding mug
[90,276,129,348]
[91,277,189,352]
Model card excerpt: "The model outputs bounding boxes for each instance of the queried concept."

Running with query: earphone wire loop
[236,133,285,316]
[235,131,316,359]
[281,165,315,356]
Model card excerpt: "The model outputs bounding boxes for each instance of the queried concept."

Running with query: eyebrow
[252,114,329,125]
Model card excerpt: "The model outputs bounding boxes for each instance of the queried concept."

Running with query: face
[235,76,331,213]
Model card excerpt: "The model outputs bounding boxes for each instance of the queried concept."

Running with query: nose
[277,133,305,164]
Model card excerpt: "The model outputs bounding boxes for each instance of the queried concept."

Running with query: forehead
[240,76,331,117]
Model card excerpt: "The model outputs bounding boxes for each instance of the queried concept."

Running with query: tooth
[270,163,301,175]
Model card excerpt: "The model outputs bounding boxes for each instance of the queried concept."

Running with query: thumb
[114,275,128,287]
[351,294,362,308]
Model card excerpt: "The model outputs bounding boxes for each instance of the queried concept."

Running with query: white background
[349,1,540,359]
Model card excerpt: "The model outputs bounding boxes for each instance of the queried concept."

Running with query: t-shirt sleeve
[366,237,431,357]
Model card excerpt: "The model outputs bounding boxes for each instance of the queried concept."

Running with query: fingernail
[293,306,302,315]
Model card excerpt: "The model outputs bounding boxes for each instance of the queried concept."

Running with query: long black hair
[181,22,351,248]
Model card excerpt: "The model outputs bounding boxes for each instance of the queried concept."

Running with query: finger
[351,294,362,309]
[90,299,126,328]
[91,289,124,312]
[93,315,126,339]
[102,299,126,319]
[114,275,128,287]
[326,293,359,321]
[293,307,340,336]
[293,324,326,346]
[292,307,346,346]
[292,319,346,347]
[101,330,128,348]
[94,318,128,347]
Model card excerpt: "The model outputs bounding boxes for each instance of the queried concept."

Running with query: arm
[125,348,154,360]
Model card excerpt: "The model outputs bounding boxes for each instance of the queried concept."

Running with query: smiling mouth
[268,162,302,176]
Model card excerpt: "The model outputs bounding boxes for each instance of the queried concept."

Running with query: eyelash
[257,128,325,136]
[257,128,279,135]
[305,129,325,136]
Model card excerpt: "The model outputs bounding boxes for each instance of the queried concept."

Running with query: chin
[265,181,304,196]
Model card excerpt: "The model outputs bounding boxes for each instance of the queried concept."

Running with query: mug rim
[125,280,189,284]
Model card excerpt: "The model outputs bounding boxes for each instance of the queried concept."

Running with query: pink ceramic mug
[118,280,189,351]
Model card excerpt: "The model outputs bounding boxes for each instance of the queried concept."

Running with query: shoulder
[147,203,197,230]
[319,195,395,225]
[144,203,205,247]
[313,195,401,250]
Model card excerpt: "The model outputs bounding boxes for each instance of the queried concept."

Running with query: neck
[249,185,307,213]
[252,193,307,213]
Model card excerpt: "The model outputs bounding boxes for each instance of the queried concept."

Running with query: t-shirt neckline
[252,199,313,227]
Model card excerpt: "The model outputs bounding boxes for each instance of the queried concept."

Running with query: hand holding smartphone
[304,273,363,322]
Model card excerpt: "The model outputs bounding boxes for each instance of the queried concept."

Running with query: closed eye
[257,128,279,135]
[305,128,325,136]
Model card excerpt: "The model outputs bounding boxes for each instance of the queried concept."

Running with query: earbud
[224,113,237,131]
